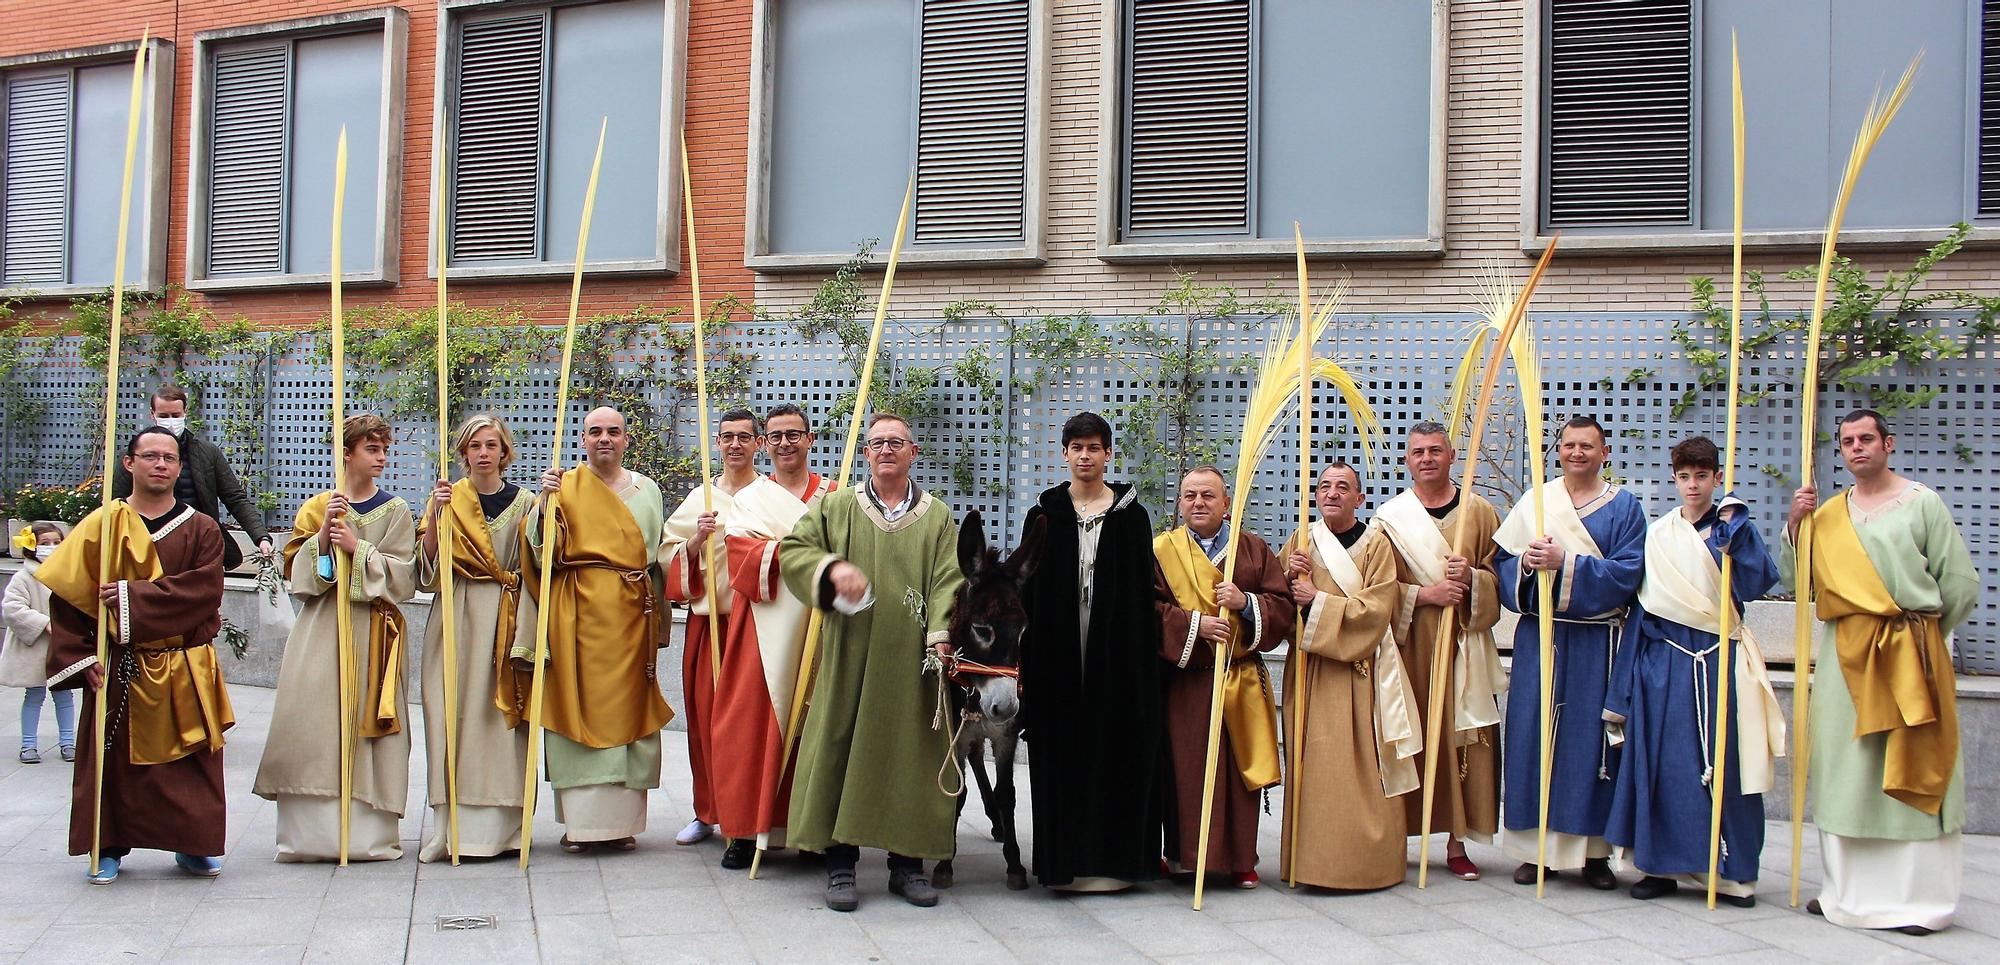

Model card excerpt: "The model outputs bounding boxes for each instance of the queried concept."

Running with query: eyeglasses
[863,438,911,453]
[768,430,810,444]
[716,432,760,445]
[130,452,181,465]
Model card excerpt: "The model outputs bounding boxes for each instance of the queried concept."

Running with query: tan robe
[415,483,535,861]
[1379,489,1503,842]
[1278,523,1410,890]
[253,492,417,862]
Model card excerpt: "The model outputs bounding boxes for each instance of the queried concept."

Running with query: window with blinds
[1,72,70,286]
[913,0,1030,244]
[1543,0,1693,228]
[443,0,665,269]
[198,26,386,280]
[1981,2,2000,216]
[1120,0,1252,238]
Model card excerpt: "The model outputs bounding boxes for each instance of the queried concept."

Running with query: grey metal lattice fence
[5,312,1995,672]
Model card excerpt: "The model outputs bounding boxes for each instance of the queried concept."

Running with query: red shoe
[1232,870,1260,890]
[1447,853,1480,881]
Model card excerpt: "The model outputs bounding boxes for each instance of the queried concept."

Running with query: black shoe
[1719,892,1757,909]
[1807,898,1824,916]
[1630,876,1678,900]
[1896,925,1935,936]
[1582,858,1618,891]
[889,868,940,908]
[825,869,858,912]
[720,839,753,870]
[1513,862,1555,886]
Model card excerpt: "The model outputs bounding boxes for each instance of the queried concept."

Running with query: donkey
[931,509,1043,891]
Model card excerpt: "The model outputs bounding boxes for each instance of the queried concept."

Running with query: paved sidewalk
[2,685,1996,964]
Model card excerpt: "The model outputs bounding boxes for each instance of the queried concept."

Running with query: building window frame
[428,0,687,283]
[1092,0,1448,264]
[0,37,174,299]
[1520,0,2000,255]
[186,7,407,292]
[743,0,1049,274]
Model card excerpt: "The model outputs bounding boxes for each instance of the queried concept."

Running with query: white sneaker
[675,819,713,846]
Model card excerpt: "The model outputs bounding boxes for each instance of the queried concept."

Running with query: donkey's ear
[1005,514,1047,584]
[958,509,987,578]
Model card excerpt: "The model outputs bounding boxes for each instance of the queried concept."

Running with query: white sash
[1309,522,1422,797]
[1636,504,1786,795]
[1376,490,1505,737]
[1494,478,1604,560]
[664,477,741,615]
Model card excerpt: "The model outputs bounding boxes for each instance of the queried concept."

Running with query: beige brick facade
[753,0,2000,318]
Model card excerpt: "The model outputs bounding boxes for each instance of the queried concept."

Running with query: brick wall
[752,0,2000,317]
[0,0,753,327]
[4,0,1993,327]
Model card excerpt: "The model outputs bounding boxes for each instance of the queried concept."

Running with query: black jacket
[111,430,271,569]
[1019,481,1165,886]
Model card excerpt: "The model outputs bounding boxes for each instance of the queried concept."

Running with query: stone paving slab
[2,684,1997,963]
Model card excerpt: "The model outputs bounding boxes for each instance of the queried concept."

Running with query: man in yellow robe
[522,406,675,853]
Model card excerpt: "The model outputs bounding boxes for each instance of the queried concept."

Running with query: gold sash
[518,466,674,748]
[1812,491,1958,815]
[1156,528,1282,792]
[284,493,405,738]
[422,481,526,727]
[38,502,235,764]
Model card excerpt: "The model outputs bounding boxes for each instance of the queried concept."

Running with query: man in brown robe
[1153,466,1294,890]
[1278,463,1415,890]
[1376,421,1503,881]
[40,427,233,883]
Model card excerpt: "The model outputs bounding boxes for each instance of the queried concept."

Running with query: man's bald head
[582,405,631,475]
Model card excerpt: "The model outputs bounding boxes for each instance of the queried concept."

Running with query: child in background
[3,523,75,763]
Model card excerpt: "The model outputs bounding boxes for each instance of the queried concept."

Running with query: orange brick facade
[0,0,754,327]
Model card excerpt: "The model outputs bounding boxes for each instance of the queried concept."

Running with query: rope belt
[1663,637,1723,789]
[1548,610,1626,781]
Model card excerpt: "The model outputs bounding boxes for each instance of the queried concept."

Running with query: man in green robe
[779,413,965,912]
[1783,409,1979,935]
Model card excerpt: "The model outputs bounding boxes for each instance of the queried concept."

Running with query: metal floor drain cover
[436,914,498,931]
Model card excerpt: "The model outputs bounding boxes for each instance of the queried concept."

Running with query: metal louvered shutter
[451,15,546,264]
[1981,2,2000,215]
[2,72,71,286]
[207,45,291,276]
[1544,0,1692,227]
[914,0,1029,244]
[1122,0,1251,238]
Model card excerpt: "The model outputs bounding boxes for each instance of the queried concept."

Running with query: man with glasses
[112,384,274,571]
[779,413,965,911]
[662,408,825,869]
[764,403,835,504]
[39,428,233,883]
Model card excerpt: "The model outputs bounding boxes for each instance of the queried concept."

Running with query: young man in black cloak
[1018,412,1164,891]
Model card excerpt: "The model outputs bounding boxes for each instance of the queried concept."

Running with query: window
[0,39,172,295]
[1531,0,2000,249]
[747,0,1044,271]
[439,0,682,278]
[190,9,405,288]
[1101,0,1445,260]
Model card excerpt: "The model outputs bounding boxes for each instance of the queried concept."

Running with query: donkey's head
[947,509,1045,725]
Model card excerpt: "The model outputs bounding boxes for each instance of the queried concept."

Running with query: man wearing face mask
[111,385,274,570]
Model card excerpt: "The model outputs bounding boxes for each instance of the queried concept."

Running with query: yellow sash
[518,466,674,748]
[284,493,406,738]
[1812,491,1958,815]
[37,502,234,764]
[1156,528,1281,792]
[422,481,526,727]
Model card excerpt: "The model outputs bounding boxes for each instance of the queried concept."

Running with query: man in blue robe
[1604,436,1782,906]
[1494,415,1647,890]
